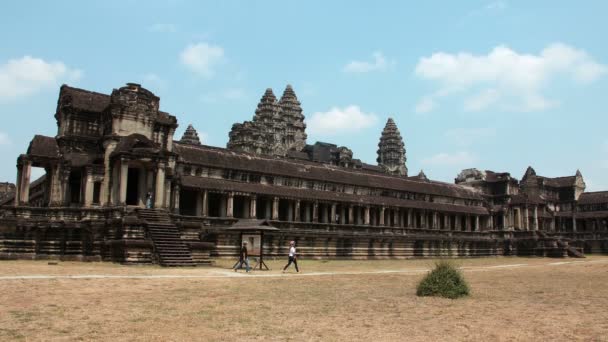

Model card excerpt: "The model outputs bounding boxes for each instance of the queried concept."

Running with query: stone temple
[0,82,607,265]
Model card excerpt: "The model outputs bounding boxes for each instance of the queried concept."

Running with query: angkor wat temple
[1,82,607,265]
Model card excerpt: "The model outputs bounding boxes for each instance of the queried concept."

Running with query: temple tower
[180,124,202,145]
[228,85,307,156]
[279,85,307,153]
[377,118,408,176]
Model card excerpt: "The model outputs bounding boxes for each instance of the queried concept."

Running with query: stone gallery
[0,83,606,266]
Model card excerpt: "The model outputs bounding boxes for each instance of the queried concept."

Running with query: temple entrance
[179,189,197,216]
[126,168,139,205]
[68,170,82,205]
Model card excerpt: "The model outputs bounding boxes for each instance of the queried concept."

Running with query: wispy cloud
[343,52,393,73]
[147,23,177,33]
[307,105,378,135]
[0,132,11,146]
[180,42,225,78]
[0,56,82,102]
[414,43,607,113]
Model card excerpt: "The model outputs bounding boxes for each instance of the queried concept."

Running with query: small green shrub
[416,260,470,299]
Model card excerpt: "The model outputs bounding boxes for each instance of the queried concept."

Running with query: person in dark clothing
[234,241,250,272]
[282,240,299,273]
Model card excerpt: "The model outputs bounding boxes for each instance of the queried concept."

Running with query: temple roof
[578,191,608,204]
[174,143,483,200]
[180,124,202,145]
[59,85,110,113]
[27,135,60,158]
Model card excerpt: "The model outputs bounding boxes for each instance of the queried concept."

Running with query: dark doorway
[208,193,223,217]
[179,189,197,216]
[92,182,101,205]
[68,170,82,204]
[126,168,139,205]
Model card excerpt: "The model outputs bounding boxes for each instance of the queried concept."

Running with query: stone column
[119,159,128,205]
[226,192,234,218]
[524,207,529,230]
[294,200,301,221]
[195,191,202,216]
[249,195,256,219]
[340,206,346,224]
[348,205,354,224]
[393,210,399,227]
[172,183,180,214]
[202,190,209,216]
[83,168,94,207]
[364,206,371,225]
[287,200,294,221]
[14,163,23,205]
[331,204,337,224]
[101,141,117,206]
[272,197,279,220]
[154,164,165,208]
[533,206,539,231]
[503,212,508,230]
[48,165,63,207]
[572,215,577,232]
[313,201,319,223]
[475,216,480,232]
[379,207,385,226]
[455,215,461,230]
[407,209,412,227]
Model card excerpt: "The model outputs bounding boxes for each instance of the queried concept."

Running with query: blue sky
[1,1,607,190]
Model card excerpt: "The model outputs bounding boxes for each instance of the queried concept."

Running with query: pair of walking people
[232,240,300,273]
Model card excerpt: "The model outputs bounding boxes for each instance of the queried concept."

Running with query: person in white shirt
[282,240,299,273]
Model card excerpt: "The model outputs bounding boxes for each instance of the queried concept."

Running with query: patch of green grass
[416,260,470,299]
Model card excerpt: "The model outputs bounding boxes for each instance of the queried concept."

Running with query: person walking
[234,241,251,272]
[282,240,299,273]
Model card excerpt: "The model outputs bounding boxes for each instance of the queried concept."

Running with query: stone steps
[137,209,195,267]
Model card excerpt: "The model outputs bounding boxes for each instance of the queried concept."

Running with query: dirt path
[1,258,605,281]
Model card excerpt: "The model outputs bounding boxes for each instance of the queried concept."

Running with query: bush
[416,260,470,299]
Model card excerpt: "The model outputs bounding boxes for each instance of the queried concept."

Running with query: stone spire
[228,85,308,156]
[377,118,408,176]
[279,84,307,152]
[180,124,202,145]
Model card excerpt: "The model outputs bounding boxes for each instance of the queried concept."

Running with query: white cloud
[142,73,166,90]
[147,23,177,33]
[0,132,11,146]
[307,105,378,135]
[201,88,246,103]
[343,52,392,73]
[421,151,477,166]
[415,96,437,114]
[180,43,225,78]
[445,127,496,146]
[0,56,82,102]
[414,43,607,112]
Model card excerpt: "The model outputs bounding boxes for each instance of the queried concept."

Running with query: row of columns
[180,189,485,231]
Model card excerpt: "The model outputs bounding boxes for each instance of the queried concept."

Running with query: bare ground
[1,257,607,341]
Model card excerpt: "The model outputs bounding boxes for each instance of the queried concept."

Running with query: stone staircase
[536,230,585,258]
[137,209,195,267]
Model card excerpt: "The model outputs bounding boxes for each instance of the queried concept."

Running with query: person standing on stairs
[146,192,153,209]
[234,241,251,272]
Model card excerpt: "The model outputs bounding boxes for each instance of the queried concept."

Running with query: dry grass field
[1,256,607,341]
